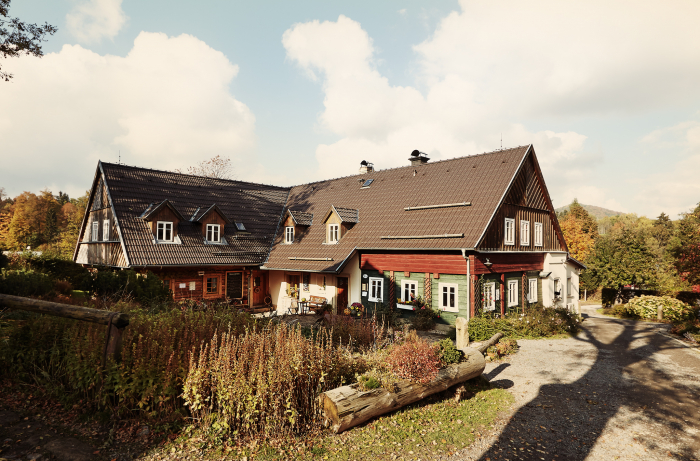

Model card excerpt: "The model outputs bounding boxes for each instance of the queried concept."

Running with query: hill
[555,203,624,220]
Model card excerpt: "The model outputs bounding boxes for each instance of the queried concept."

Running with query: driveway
[455,305,700,461]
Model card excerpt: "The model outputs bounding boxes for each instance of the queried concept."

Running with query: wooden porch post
[500,273,505,317]
[470,274,476,318]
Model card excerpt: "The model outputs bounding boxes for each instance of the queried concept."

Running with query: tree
[669,203,700,287]
[1,0,57,81]
[560,213,596,262]
[54,191,70,205]
[652,212,674,249]
[176,155,234,179]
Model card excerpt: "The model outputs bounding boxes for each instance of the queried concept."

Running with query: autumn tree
[176,155,234,179]
[1,0,57,81]
[669,203,700,287]
[560,214,596,262]
[55,192,89,259]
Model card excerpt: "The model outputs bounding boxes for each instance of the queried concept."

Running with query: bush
[182,323,360,439]
[13,253,92,290]
[436,338,461,365]
[0,269,56,297]
[90,269,171,306]
[624,295,696,322]
[468,306,580,341]
[385,335,440,384]
[323,314,387,351]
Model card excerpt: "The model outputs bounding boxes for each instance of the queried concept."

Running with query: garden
[0,254,582,460]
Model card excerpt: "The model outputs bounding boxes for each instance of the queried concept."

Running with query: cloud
[66,0,128,43]
[283,3,700,216]
[0,32,256,198]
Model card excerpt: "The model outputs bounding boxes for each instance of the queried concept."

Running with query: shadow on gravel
[477,317,700,461]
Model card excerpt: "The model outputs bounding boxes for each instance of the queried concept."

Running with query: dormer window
[328,224,339,244]
[157,221,173,242]
[206,224,220,243]
[285,226,294,244]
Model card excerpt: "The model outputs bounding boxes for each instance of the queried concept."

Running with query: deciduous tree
[175,155,234,179]
[669,203,700,287]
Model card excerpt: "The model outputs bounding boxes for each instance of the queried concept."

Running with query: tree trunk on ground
[320,347,486,433]
[476,332,503,354]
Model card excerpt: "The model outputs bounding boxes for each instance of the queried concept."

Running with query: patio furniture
[308,295,328,313]
[286,298,299,315]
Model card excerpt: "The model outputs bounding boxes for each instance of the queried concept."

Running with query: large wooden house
[74,145,583,323]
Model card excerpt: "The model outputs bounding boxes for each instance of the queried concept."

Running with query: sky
[1,0,699,218]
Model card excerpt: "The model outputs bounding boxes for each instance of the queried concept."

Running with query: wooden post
[455,317,469,350]
[470,274,476,318]
[500,274,505,317]
[657,306,663,321]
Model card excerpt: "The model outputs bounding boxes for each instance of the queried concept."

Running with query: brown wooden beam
[0,294,129,328]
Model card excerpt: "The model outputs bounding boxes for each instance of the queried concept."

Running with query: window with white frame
[103,220,110,241]
[401,280,417,303]
[520,220,530,246]
[368,277,383,302]
[567,277,573,298]
[206,224,220,242]
[285,226,294,244]
[507,280,519,307]
[483,282,496,311]
[439,283,459,312]
[534,222,543,247]
[554,278,561,298]
[504,218,515,245]
[528,278,538,303]
[92,221,99,241]
[328,224,339,243]
[157,221,173,242]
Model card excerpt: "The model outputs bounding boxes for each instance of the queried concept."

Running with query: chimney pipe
[359,160,374,174]
[409,150,430,166]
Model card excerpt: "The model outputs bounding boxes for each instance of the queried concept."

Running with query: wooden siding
[478,204,562,251]
[361,253,467,275]
[199,210,226,237]
[153,266,251,302]
[148,206,180,238]
[502,155,549,210]
[471,253,544,275]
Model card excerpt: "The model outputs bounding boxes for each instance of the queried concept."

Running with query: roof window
[235,222,246,231]
[361,179,374,188]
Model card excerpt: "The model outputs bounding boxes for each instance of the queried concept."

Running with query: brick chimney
[409,149,430,166]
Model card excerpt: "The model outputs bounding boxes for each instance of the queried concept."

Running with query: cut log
[0,293,129,327]
[320,347,485,433]
[476,332,504,354]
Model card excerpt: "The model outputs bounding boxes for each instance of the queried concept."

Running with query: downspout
[461,249,470,321]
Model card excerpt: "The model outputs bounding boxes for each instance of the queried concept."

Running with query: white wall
[345,253,361,306]
[543,252,580,312]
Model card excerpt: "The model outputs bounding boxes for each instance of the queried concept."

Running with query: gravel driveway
[454,305,700,461]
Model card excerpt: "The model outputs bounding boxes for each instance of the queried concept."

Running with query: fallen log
[0,293,129,327]
[320,347,486,433]
[476,332,504,354]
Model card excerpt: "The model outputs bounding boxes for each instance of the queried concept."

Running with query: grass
[146,377,514,461]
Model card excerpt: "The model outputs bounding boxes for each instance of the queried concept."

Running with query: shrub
[436,338,461,365]
[357,374,381,391]
[182,323,359,439]
[468,306,579,341]
[90,269,170,306]
[323,314,387,351]
[624,295,696,322]
[0,269,56,297]
[385,336,440,384]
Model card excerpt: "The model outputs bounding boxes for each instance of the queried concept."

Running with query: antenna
[118,150,121,164]
[500,133,502,150]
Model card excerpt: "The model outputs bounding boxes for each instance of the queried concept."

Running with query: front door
[337,277,348,312]
[252,271,267,306]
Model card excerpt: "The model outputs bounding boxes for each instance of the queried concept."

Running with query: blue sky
[2,0,699,218]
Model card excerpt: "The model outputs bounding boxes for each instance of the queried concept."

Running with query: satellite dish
[411,150,420,157]
[360,160,368,166]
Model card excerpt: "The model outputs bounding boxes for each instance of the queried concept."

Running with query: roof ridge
[100,161,291,191]
[289,145,530,188]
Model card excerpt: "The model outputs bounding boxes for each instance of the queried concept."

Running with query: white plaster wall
[346,254,361,306]
[543,252,567,308]
[565,262,580,313]
[269,270,285,309]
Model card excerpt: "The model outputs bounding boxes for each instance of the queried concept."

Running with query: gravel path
[453,305,700,461]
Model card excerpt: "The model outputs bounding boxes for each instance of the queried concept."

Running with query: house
[74,145,583,322]
[263,146,583,322]
[73,162,288,307]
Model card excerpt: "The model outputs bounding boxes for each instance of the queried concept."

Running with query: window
[507,280,518,307]
[235,222,246,231]
[483,282,496,311]
[439,283,459,312]
[401,280,417,303]
[567,277,573,298]
[520,220,530,246]
[206,224,220,242]
[528,278,538,303]
[534,222,543,247]
[163,279,171,290]
[285,226,294,244]
[328,224,339,243]
[103,220,110,241]
[206,277,218,294]
[368,277,383,302]
[554,278,561,298]
[92,221,99,241]
[504,218,515,245]
[157,221,173,241]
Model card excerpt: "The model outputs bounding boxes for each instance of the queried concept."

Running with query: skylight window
[362,179,374,188]
[235,222,246,231]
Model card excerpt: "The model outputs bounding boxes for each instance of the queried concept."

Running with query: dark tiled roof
[289,210,313,226]
[265,146,531,272]
[100,163,289,267]
[333,206,360,223]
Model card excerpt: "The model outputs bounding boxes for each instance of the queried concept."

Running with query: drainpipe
[461,249,470,321]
